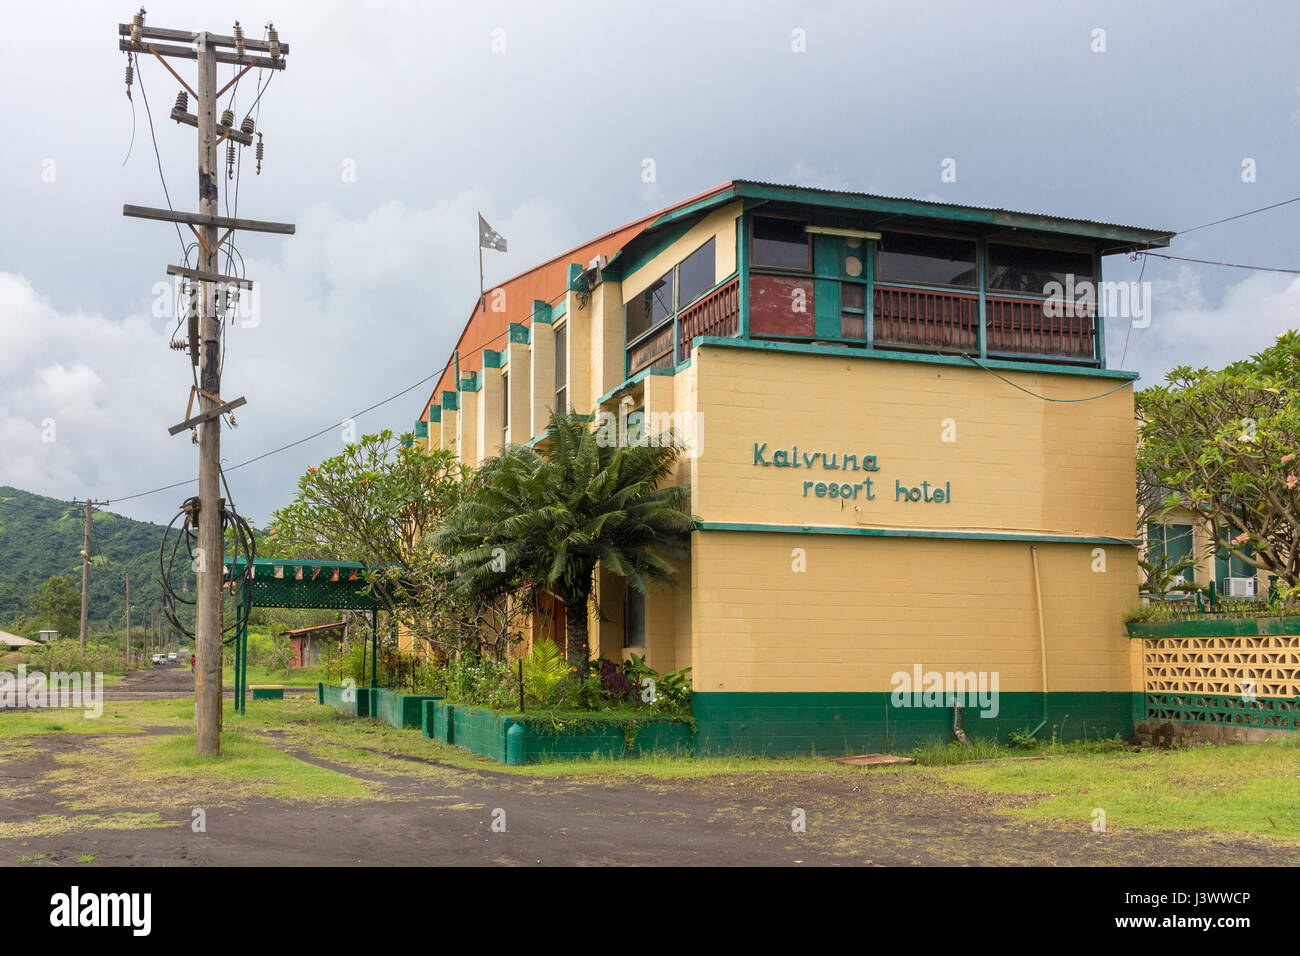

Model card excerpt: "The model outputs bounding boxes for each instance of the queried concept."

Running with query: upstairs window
[626,271,675,342]
[624,582,646,648]
[676,237,717,308]
[876,232,977,288]
[987,243,1095,295]
[751,217,811,271]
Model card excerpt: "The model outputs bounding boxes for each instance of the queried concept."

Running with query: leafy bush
[522,639,568,707]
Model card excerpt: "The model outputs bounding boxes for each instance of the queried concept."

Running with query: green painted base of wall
[692,691,1135,756]
[1127,616,1300,639]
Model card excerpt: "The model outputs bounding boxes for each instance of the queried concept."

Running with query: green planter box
[371,688,442,729]
[250,686,284,701]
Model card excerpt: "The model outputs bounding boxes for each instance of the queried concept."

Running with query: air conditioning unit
[1224,576,1257,598]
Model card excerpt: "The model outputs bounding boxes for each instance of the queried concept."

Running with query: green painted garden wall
[692,691,1134,756]
[421,700,694,763]
[318,682,372,718]
[370,688,443,729]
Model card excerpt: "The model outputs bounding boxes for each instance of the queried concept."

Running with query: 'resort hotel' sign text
[752,442,951,504]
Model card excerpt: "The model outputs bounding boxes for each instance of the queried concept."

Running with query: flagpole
[478,217,486,314]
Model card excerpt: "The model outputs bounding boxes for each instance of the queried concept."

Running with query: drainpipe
[1026,545,1050,738]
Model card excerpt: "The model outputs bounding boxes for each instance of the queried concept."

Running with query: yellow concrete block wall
[563,295,592,414]
[503,341,531,447]
[690,531,1135,694]
[457,388,480,467]
[440,407,459,463]
[587,281,625,405]
[692,346,1137,541]
[478,367,504,462]
[530,322,556,436]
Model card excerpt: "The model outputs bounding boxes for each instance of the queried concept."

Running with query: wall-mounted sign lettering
[752,442,951,504]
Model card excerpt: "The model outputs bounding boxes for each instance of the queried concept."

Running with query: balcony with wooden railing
[872,284,1096,363]
[677,276,739,357]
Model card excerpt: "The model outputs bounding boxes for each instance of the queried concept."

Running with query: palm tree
[434,410,693,666]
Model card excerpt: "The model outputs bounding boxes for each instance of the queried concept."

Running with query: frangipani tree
[1137,331,1300,594]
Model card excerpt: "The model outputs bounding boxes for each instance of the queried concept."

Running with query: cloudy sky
[2,0,1298,526]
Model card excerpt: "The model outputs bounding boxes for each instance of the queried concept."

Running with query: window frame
[873,227,979,291]
[553,322,568,413]
[748,214,813,274]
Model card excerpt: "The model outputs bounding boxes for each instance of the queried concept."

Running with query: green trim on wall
[531,299,554,324]
[508,322,531,344]
[413,420,428,438]
[552,297,568,320]
[693,335,1139,382]
[697,521,1141,547]
[693,691,1134,756]
[482,349,502,369]
[1126,616,1300,639]
[460,372,480,392]
[1144,690,1300,731]
[440,390,458,411]
[428,404,441,423]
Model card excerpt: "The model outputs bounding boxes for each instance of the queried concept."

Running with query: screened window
[840,282,866,340]
[987,243,1095,295]
[676,237,716,308]
[876,232,976,287]
[554,324,568,412]
[626,271,675,342]
[1146,523,1195,579]
[624,583,645,649]
[751,217,811,271]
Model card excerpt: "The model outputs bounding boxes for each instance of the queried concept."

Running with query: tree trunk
[564,587,591,669]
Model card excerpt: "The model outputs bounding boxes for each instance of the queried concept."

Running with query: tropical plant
[435,410,694,666]
[522,638,568,707]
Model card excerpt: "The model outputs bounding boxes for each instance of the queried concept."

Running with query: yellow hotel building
[414,181,1172,754]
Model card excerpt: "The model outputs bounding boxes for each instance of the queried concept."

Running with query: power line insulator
[255,132,264,174]
[267,23,281,60]
[233,20,245,58]
[221,108,234,128]
[226,141,236,179]
[169,338,189,352]
[124,61,134,100]
[240,115,255,137]
[174,90,188,113]
[130,8,145,44]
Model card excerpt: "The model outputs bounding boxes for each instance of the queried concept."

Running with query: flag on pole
[478,214,507,252]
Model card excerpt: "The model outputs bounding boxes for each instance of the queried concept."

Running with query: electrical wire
[960,352,1134,403]
[1176,195,1300,237]
[1136,251,1300,275]
[135,60,187,260]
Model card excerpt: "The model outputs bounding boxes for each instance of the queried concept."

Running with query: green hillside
[0,487,188,637]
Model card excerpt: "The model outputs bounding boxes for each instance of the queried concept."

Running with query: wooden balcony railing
[986,295,1096,361]
[872,285,1096,361]
[874,285,978,352]
[678,276,739,357]
[627,323,675,375]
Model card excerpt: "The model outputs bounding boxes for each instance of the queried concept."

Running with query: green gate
[222,557,386,715]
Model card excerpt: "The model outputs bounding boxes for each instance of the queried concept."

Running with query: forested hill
[0,486,179,632]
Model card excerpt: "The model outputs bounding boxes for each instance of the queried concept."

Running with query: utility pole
[124,572,131,666]
[119,13,292,756]
[75,498,108,651]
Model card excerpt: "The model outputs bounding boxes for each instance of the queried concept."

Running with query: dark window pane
[987,243,1095,294]
[626,271,674,341]
[752,217,810,271]
[677,237,716,308]
[554,324,567,392]
[877,232,976,287]
[841,283,865,310]
[502,371,509,430]
[624,585,645,648]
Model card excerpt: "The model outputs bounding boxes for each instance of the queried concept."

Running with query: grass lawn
[3,694,1298,844]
